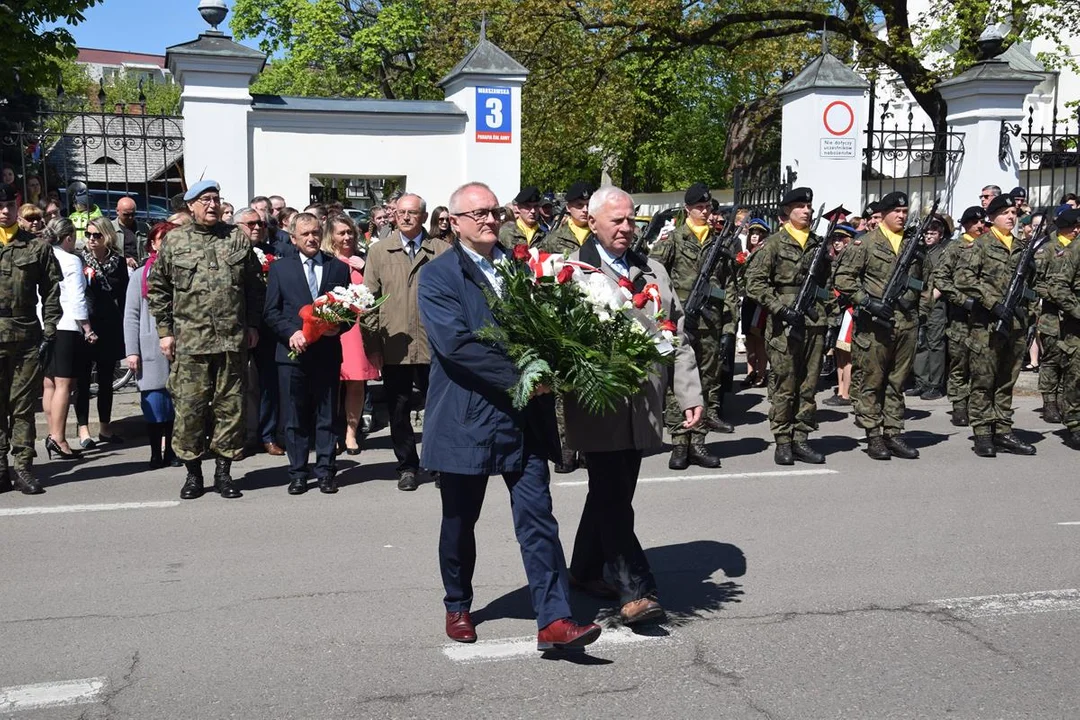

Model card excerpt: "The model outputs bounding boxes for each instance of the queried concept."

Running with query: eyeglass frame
[451,207,502,222]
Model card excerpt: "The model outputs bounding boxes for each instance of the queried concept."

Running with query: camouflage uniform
[649,222,739,445]
[744,226,831,446]
[1033,236,1072,420]
[932,234,976,420]
[954,230,1034,441]
[499,220,545,250]
[832,225,928,439]
[1048,238,1080,443]
[147,222,264,462]
[0,228,63,478]
[537,221,587,256]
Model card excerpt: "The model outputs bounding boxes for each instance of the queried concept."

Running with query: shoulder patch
[852,239,862,246]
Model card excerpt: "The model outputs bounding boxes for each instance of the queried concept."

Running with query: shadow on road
[708,436,769,458]
[815,434,861,454]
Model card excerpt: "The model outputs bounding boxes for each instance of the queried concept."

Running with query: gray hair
[982,185,1002,195]
[41,217,75,246]
[448,182,495,214]
[398,192,426,214]
[588,185,634,216]
[235,207,260,224]
[289,212,321,236]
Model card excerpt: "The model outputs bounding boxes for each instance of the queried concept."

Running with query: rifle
[784,203,836,342]
[993,216,1051,336]
[863,196,940,327]
[684,207,746,324]
[630,207,679,255]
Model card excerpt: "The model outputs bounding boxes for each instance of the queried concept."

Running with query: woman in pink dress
[323,214,381,454]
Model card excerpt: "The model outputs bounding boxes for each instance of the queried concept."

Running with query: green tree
[0,0,103,98]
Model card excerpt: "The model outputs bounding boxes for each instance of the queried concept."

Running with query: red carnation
[736,251,748,265]
[632,292,649,309]
[512,244,530,261]
[617,277,635,292]
[659,319,677,333]
[556,265,574,284]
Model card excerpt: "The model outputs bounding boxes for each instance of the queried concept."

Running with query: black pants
[75,347,115,427]
[570,449,656,605]
[278,362,339,481]
[381,363,429,473]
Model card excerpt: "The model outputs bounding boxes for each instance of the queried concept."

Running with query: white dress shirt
[596,242,630,277]
[53,246,89,331]
[460,243,505,298]
[300,251,324,292]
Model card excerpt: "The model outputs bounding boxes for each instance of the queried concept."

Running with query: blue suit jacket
[418,242,559,475]
[263,251,352,366]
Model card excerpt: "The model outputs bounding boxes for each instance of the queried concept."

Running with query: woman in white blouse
[40,218,96,460]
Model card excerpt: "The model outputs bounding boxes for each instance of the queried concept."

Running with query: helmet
[67,180,89,208]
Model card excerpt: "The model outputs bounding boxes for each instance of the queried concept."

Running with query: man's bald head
[116,196,137,227]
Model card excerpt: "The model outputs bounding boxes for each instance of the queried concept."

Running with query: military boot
[774,442,794,466]
[688,437,721,468]
[706,410,735,434]
[11,468,44,495]
[668,437,690,470]
[866,436,891,460]
[792,440,826,464]
[993,432,1036,456]
[0,465,10,494]
[1064,431,1080,450]
[554,446,577,474]
[884,435,919,459]
[1043,396,1062,424]
[973,435,996,457]
[951,405,969,427]
[214,458,242,499]
[181,461,204,500]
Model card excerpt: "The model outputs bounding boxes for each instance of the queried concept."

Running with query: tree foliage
[0,0,103,99]
[46,57,181,117]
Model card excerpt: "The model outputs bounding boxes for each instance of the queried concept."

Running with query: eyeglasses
[194,195,222,206]
[240,220,266,228]
[85,232,104,240]
[452,207,501,222]
[24,216,43,223]
[437,216,450,223]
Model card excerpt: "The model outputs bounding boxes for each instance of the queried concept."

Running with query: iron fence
[733,165,795,228]
[1016,103,1080,210]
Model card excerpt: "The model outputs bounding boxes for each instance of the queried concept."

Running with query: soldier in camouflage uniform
[538,182,595,473]
[744,187,830,466]
[0,184,63,495]
[1046,208,1080,449]
[954,193,1037,457]
[832,191,927,460]
[933,206,986,426]
[498,186,546,249]
[649,183,735,470]
[1031,210,1066,424]
[148,180,265,499]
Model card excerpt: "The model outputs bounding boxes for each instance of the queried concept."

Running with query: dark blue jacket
[263,251,352,366]
[418,242,559,475]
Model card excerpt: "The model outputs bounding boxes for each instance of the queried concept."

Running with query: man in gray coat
[564,185,704,625]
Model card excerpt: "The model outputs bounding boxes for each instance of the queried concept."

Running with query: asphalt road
[3,381,1078,719]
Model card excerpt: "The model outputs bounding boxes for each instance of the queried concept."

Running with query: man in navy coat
[263,212,351,494]
[418,181,601,652]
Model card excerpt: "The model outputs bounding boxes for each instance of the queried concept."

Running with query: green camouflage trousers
[1060,335,1080,432]
[946,320,971,409]
[168,351,247,461]
[851,321,916,437]
[0,342,42,469]
[765,324,824,443]
[665,329,720,440]
[1038,333,1062,397]
[967,326,1025,437]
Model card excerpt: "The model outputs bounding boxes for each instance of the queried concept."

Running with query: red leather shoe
[445,611,477,643]
[536,618,601,651]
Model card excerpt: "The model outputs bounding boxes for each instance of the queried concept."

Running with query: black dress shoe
[0,468,10,494]
[774,443,794,466]
[668,444,689,470]
[973,435,997,457]
[688,443,721,468]
[904,386,926,397]
[993,432,1036,456]
[792,440,825,464]
[884,435,919,459]
[397,470,418,491]
[867,436,891,460]
[553,447,577,474]
[951,408,969,427]
[318,476,338,494]
[11,468,44,495]
[98,433,124,444]
[288,477,307,495]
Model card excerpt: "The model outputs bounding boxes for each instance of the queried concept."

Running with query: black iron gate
[733,165,795,228]
[1016,103,1080,210]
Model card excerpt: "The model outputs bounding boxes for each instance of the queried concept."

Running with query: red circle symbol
[823,101,855,136]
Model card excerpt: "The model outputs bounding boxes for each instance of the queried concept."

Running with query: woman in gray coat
[124,222,181,468]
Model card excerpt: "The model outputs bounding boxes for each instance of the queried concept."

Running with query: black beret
[877,192,908,212]
[781,187,813,206]
[564,181,594,204]
[1056,208,1080,228]
[960,206,987,225]
[986,194,1014,216]
[684,182,711,205]
[863,202,880,218]
[514,186,542,205]
[1009,186,1027,199]
[0,184,18,203]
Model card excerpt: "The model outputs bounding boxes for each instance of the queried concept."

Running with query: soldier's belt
[0,308,11,317]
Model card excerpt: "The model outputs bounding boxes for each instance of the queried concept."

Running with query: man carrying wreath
[565,185,705,625]
[417,181,602,651]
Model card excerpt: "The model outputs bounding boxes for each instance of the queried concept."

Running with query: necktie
[306,257,319,300]
[407,240,417,261]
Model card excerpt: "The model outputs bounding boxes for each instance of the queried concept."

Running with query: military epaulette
[852,239,862,245]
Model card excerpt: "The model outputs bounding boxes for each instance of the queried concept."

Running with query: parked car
[58,188,172,222]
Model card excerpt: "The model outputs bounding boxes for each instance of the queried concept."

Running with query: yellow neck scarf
[1058,233,1074,248]
[880,225,903,254]
[516,218,538,245]
[962,232,975,243]
[686,219,710,244]
[991,226,1013,251]
[0,224,18,245]
[569,219,590,245]
[784,222,809,249]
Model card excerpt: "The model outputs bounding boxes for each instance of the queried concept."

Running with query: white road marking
[934,589,1080,619]
[0,677,106,712]
[0,501,179,517]
[442,626,673,663]
[555,468,838,487]
[1056,522,1080,526]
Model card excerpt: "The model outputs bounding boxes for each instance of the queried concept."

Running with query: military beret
[184,180,220,202]
[564,182,594,204]
[1054,204,1073,218]
[514,186,542,205]
[781,187,813,206]
[877,192,908,212]
[0,184,17,203]
[1009,186,1027,199]
[747,218,770,233]
[1057,208,1080,228]
[986,193,1014,215]
[831,223,857,239]
[684,182,712,205]
[863,202,881,218]
[960,206,987,225]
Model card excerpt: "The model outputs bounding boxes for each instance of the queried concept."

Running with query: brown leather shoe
[536,618,601,651]
[264,442,285,456]
[445,611,477,643]
[620,597,665,625]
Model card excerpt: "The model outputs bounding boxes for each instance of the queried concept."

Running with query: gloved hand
[37,335,55,368]
[861,297,894,320]
[778,307,804,327]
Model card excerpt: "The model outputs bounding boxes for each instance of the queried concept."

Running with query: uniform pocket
[172,256,198,291]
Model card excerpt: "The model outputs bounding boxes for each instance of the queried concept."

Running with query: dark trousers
[255,339,280,444]
[570,449,656,605]
[75,346,115,427]
[381,363,428,472]
[913,302,947,392]
[0,343,42,468]
[278,362,339,480]
[439,449,572,629]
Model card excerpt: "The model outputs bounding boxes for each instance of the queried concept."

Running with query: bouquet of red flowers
[252,246,276,277]
[290,283,386,359]
[477,245,678,413]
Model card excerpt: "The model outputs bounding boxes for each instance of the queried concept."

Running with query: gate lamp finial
[198,0,228,33]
